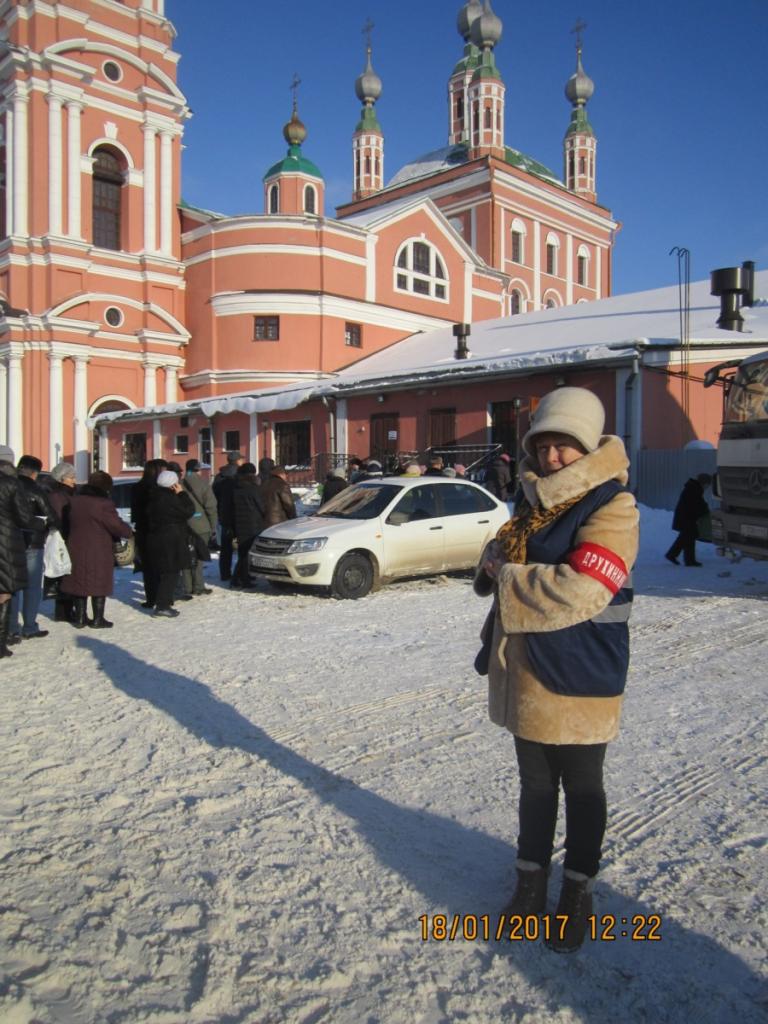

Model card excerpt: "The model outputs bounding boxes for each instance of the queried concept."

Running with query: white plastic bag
[43,529,72,578]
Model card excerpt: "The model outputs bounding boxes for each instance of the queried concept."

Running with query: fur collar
[518,435,630,509]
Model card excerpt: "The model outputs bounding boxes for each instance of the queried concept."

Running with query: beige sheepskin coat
[474,435,640,745]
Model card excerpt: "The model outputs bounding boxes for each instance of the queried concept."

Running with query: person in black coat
[0,450,36,657]
[665,473,712,567]
[320,468,348,506]
[145,470,195,617]
[44,462,78,623]
[232,463,265,588]
[10,455,60,640]
[131,458,167,606]
[485,453,513,500]
[212,452,244,581]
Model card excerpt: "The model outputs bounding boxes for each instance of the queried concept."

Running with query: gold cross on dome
[290,73,301,109]
[363,17,374,50]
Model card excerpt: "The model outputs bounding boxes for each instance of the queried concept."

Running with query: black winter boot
[0,601,13,657]
[71,597,89,629]
[89,597,113,629]
[547,870,595,953]
[503,860,549,918]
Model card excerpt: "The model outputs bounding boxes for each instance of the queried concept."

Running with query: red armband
[567,542,628,596]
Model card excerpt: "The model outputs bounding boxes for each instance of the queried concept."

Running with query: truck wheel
[331,553,373,599]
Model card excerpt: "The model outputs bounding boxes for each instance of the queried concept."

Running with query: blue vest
[522,481,633,698]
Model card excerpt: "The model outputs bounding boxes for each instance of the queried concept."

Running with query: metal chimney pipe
[453,322,471,359]
[741,261,755,307]
[710,267,747,332]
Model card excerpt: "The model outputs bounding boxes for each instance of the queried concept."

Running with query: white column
[48,351,64,468]
[98,424,109,475]
[335,399,348,455]
[143,360,158,405]
[7,349,23,456]
[533,219,541,309]
[13,91,29,236]
[0,358,7,446]
[152,417,162,460]
[47,94,63,235]
[159,131,173,256]
[73,355,89,481]
[143,125,157,253]
[566,232,573,305]
[66,101,83,238]
[596,245,603,300]
[249,411,259,464]
[164,363,178,404]
[4,108,13,235]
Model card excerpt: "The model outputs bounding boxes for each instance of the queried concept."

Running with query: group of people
[212,453,297,588]
[0,445,132,656]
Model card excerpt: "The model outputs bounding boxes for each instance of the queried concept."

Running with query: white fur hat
[523,387,605,457]
[157,470,179,489]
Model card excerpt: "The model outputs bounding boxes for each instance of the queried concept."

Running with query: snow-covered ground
[1,507,766,1024]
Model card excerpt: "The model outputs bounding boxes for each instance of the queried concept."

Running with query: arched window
[375,155,380,177]
[510,290,522,315]
[394,239,449,301]
[269,183,279,214]
[365,154,371,175]
[576,244,590,286]
[92,147,124,250]
[579,155,586,175]
[456,94,464,120]
[484,106,492,129]
[545,232,560,276]
[510,218,526,264]
[304,184,316,215]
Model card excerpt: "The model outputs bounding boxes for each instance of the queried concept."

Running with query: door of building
[370,413,400,467]
[428,407,456,448]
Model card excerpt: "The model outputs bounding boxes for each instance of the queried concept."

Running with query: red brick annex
[0,0,764,497]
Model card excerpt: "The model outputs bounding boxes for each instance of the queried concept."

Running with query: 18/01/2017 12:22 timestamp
[418,913,662,942]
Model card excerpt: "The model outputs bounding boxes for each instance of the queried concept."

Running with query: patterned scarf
[496,492,586,564]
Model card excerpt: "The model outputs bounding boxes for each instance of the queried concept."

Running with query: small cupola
[263,76,324,217]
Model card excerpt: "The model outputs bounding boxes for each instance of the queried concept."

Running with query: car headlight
[286,537,328,554]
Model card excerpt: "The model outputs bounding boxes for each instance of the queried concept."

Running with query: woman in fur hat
[474,387,639,952]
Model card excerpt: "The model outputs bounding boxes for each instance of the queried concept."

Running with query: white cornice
[181,369,330,388]
[184,244,367,270]
[181,215,370,246]
[211,291,450,334]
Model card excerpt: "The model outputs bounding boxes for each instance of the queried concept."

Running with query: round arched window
[105,306,123,328]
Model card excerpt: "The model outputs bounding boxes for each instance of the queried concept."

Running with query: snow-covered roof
[336,270,768,384]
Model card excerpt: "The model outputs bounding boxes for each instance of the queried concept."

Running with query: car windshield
[316,482,403,520]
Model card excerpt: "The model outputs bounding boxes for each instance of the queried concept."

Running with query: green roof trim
[263,144,324,182]
[452,42,481,76]
[564,107,595,138]
[504,147,560,185]
[471,49,503,84]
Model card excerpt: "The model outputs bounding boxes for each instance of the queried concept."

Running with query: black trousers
[514,736,607,878]
[155,572,179,611]
[219,526,234,581]
[233,535,257,585]
[666,525,698,565]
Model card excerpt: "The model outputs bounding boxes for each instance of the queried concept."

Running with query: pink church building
[0,0,625,476]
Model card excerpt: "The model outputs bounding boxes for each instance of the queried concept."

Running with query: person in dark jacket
[261,466,297,528]
[424,454,446,477]
[10,455,60,640]
[485,453,513,500]
[257,456,275,485]
[60,471,132,629]
[182,459,217,596]
[665,473,712,567]
[320,467,348,506]
[45,461,77,623]
[0,448,36,657]
[145,470,195,617]
[232,463,265,588]
[212,452,244,581]
[131,459,167,606]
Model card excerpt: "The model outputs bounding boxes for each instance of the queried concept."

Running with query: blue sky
[167,0,767,297]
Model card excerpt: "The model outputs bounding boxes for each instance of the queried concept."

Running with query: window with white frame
[174,434,189,454]
[345,322,362,348]
[269,184,279,214]
[510,219,525,264]
[395,240,448,301]
[577,245,589,287]
[304,184,316,215]
[545,233,560,276]
[224,430,241,453]
[510,290,522,315]
[122,432,146,469]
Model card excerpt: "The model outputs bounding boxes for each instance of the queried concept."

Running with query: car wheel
[331,552,373,599]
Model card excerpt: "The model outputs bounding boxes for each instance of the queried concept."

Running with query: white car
[248,477,510,598]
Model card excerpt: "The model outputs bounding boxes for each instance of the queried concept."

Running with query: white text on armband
[567,542,628,596]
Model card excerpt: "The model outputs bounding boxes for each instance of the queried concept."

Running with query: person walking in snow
[145,470,195,618]
[181,458,217,597]
[665,473,711,567]
[474,387,639,952]
[0,446,36,657]
[231,462,265,589]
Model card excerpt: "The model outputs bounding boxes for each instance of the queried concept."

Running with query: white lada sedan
[248,476,510,599]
